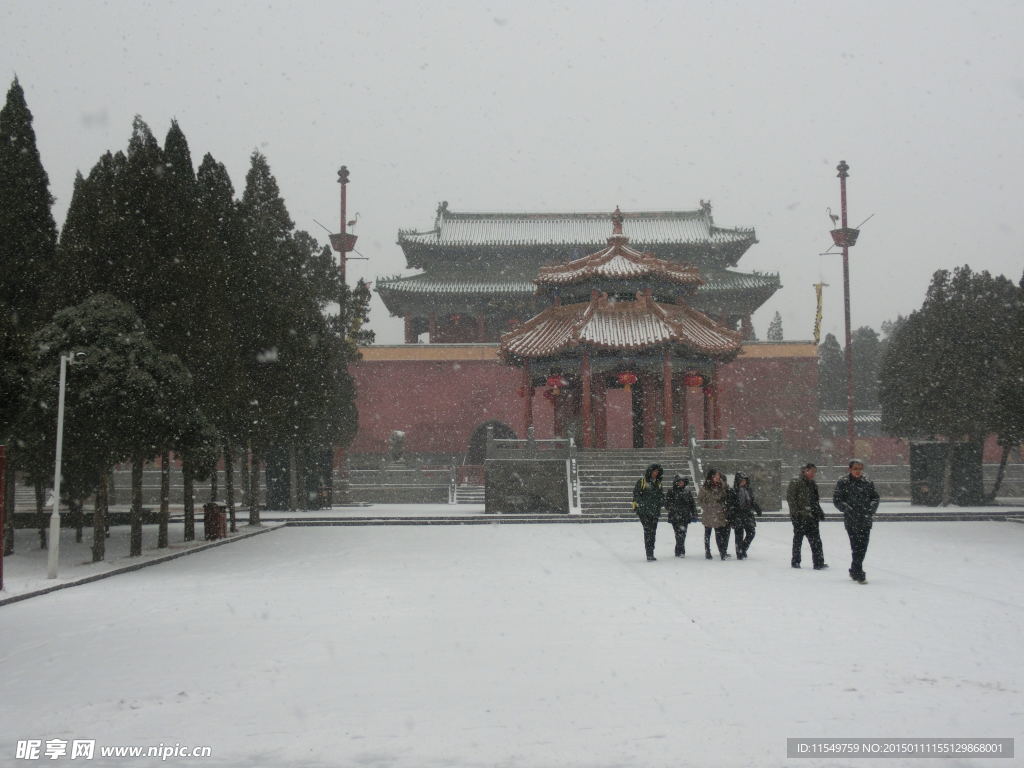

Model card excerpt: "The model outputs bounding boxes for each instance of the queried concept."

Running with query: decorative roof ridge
[435,208,711,221]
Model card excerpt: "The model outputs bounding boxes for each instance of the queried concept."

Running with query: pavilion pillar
[428,313,438,343]
[404,316,417,343]
[642,372,657,448]
[477,313,487,342]
[594,373,608,449]
[581,349,593,449]
[711,368,722,439]
[702,385,712,439]
[679,377,689,445]
[662,349,673,447]
[522,361,534,434]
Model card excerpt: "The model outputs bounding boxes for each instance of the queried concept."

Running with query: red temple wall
[349,343,822,458]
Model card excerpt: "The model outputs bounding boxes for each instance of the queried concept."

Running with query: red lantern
[546,375,568,396]
[683,372,704,388]
[617,371,638,392]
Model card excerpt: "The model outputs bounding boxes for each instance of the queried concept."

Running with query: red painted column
[404,316,416,343]
[523,361,534,434]
[680,379,689,444]
[702,385,712,439]
[594,373,608,449]
[642,372,657,448]
[581,349,593,449]
[477,314,487,342]
[428,313,438,343]
[712,374,722,440]
[662,350,673,447]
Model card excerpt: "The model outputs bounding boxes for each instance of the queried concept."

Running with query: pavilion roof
[499,291,742,361]
[398,202,756,249]
[535,233,704,288]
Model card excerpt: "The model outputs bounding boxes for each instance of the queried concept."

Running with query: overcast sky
[3,0,1022,344]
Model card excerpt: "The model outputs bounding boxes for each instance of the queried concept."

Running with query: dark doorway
[466,421,517,464]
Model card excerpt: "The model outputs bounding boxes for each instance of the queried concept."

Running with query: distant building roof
[398,201,756,249]
[820,410,882,425]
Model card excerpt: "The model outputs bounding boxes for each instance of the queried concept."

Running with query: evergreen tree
[766,311,784,341]
[817,332,845,409]
[0,78,58,332]
[0,78,58,445]
[880,266,1020,503]
[851,326,882,409]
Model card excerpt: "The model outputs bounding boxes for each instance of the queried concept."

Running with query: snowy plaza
[2,516,1022,767]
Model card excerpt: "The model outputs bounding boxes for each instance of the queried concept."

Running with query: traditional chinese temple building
[350,202,819,464]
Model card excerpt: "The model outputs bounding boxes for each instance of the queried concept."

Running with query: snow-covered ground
[1,520,1021,767]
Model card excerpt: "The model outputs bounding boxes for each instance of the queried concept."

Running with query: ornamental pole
[0,444,5,591]
[837,160,855,460]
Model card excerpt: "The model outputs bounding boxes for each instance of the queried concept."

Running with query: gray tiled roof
[398,207,756,248]
[375,270,778,296]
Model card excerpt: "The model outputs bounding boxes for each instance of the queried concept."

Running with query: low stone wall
[485,460,568,514]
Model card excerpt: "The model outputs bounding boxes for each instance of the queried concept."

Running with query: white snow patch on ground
[1,520,1022,767]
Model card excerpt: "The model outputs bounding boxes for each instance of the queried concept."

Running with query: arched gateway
[499,208,742,449]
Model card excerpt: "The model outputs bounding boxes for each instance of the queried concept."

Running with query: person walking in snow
[729,471,762,559]
[664,474,697,557]
[632,463,665,561]
[698,468,731,560]
[786,463,828,570]
[832,459,879,583]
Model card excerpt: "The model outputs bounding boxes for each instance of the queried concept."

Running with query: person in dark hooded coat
[632,463,664,561]
[664,474,697,557]
[729,472,762,559]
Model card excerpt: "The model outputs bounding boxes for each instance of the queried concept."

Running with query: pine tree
[767,311,784,341]
[851,326,882,409]
[817,333,845,409]
[0,78,58,330]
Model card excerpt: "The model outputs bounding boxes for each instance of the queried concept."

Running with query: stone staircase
[577,448,694,515]
[455,484,485,504]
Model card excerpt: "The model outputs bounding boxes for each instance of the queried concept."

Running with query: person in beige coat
[697,467,731,560]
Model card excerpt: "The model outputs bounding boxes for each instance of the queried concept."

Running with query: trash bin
[203,502,227,540]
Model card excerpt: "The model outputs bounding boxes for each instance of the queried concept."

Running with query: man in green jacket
[633,463,664,561]
[786,463,828,570]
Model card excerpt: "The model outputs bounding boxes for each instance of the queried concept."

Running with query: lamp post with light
[47,351,84,579]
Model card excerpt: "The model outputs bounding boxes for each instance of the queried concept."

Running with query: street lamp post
[47,351,82,579]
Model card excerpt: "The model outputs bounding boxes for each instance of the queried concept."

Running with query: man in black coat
[833,459,880,583]
[786,463,828,570]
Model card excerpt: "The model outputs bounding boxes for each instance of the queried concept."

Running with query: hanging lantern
[683,372,704,388]
[546,375,568,396]
[617,371,638,392]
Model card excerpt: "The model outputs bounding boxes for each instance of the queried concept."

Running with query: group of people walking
[632,459,879,583]
[632,464,762,563]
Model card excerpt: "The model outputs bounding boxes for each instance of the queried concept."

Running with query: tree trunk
[106,470,114,537]
[183,462,195,542]
[158,451,170,548]
[71,499,84,543]
[92,473,107,562]
[987,442,1013,503]
[288,444,298,511]
[4,452,15,555]
[224,443,236,533]
[249,446,261,526]
[35,480,46,549]
[130,456,144,556]
[940,439,955,507]
[297,448,309,511]
[240,445,250,512]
